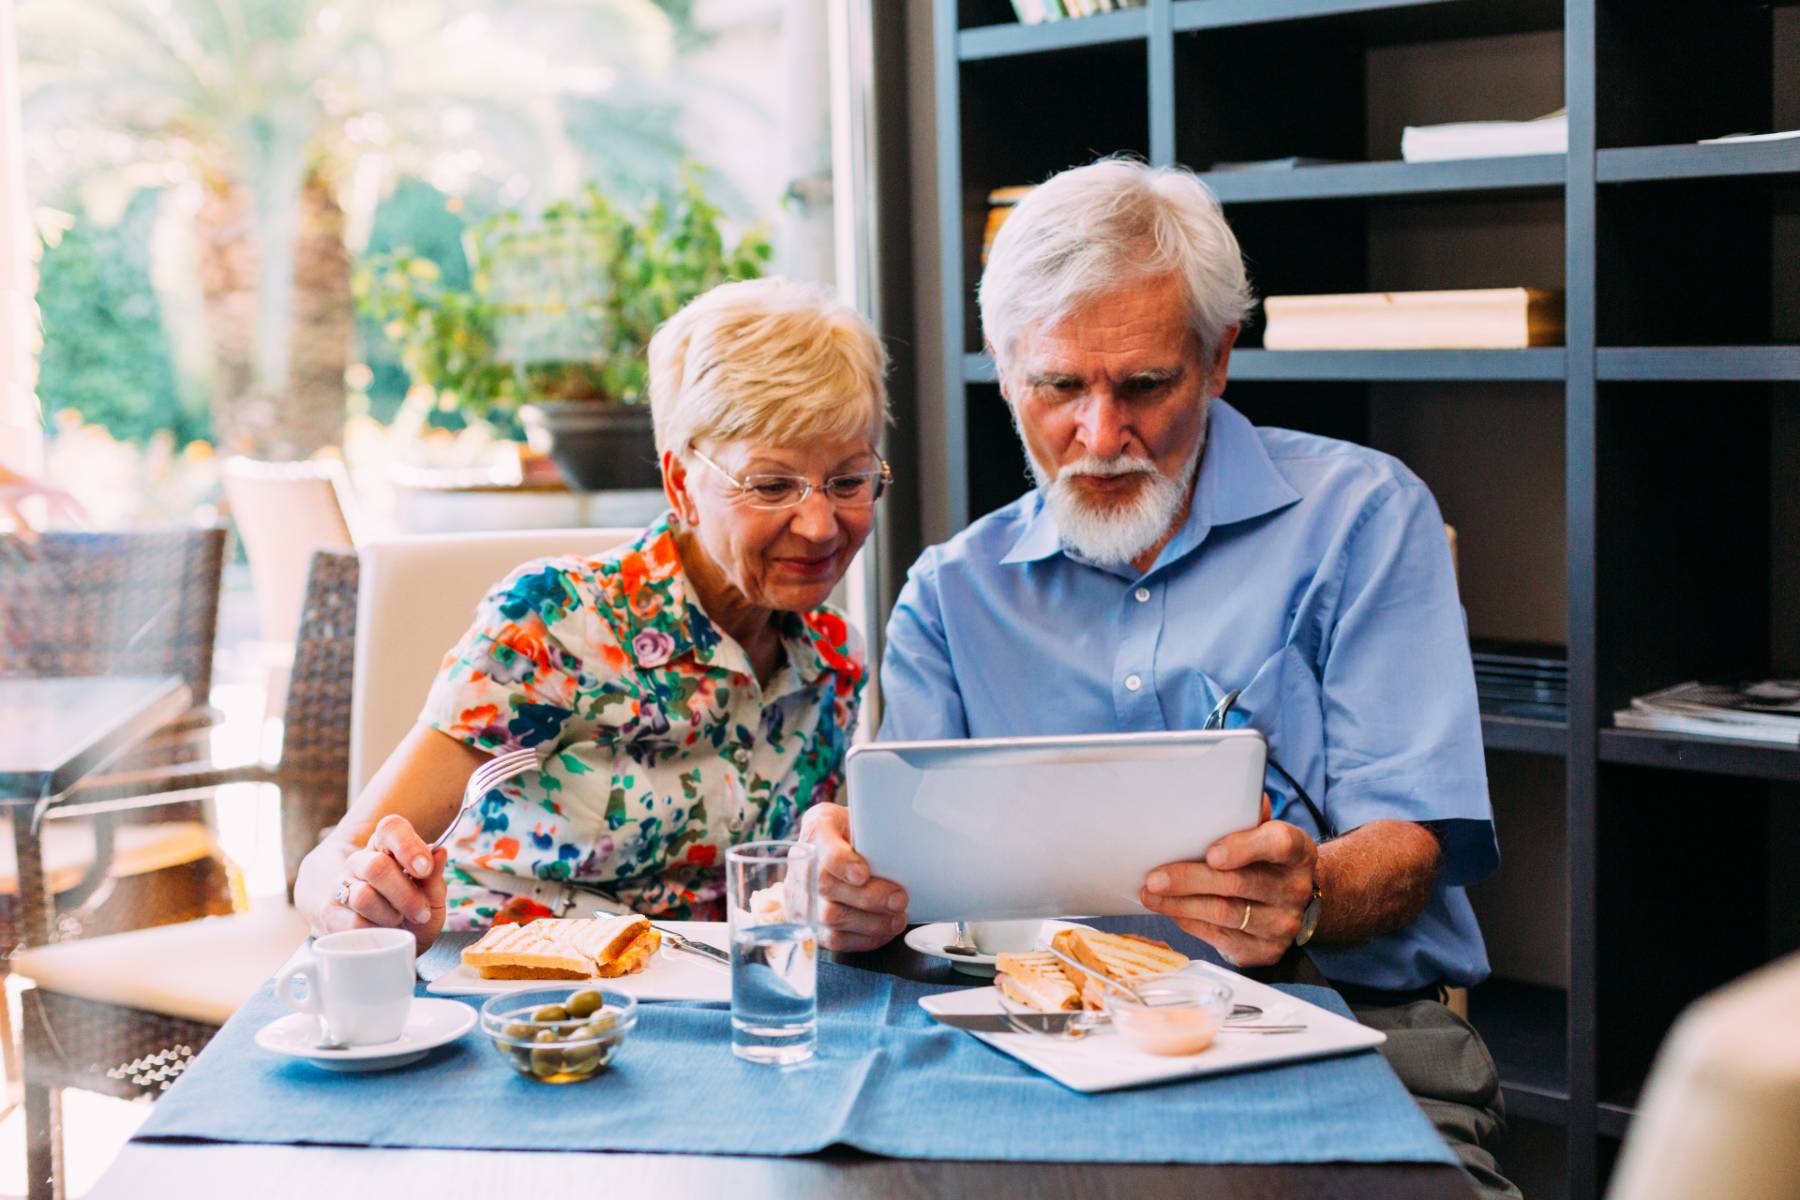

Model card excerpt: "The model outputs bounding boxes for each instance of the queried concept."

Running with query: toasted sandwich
[461,914,659,980]
[994,950,1082,1012]
[1050,928,1188,1008]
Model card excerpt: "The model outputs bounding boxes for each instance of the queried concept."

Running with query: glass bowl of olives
[479,987,638,1083]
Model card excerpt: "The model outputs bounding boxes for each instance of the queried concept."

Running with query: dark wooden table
[0,675,192,945]
[89,917,1473,1199]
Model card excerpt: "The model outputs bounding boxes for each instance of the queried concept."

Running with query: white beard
[1026,411,1207,568]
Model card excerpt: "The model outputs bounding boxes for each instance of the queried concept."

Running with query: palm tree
[14,0,687,458]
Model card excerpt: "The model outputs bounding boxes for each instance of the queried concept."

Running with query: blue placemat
[135,961,1454,1166]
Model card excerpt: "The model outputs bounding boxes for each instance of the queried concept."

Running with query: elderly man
[802,159,1517,1198]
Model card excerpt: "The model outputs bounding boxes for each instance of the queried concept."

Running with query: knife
[643,921,732,967]
[929,1011,1084,1035]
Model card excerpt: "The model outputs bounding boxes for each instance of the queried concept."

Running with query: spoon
[943,921,981,957]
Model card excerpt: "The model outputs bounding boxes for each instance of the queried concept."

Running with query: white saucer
[904,921,1081,977]
[255,998,476,1071]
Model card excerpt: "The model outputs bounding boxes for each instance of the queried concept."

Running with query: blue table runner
[135,961,1454,1166]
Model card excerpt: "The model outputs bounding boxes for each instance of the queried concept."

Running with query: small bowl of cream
[1105,976,1233,1056]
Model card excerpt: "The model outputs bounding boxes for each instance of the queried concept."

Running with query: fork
[397,748,541,879]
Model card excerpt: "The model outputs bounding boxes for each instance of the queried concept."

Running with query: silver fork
[400,748,542,877]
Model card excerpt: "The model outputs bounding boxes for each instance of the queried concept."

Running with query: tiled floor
[1,665,287,1198]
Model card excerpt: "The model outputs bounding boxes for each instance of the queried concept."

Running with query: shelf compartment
[1172,0,1562,41]
[1598,140,1800,185]
[1482,714,1567,757]
[1230,349,1565,381]
[1198,156,1564,204]
[1467,977,1570,1127]
[958,8,1149,61]
[1597,728,1800,783]
[1597,347,1800,382]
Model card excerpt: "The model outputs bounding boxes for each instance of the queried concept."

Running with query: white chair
[1605,952,1800,1200]
[349,528,640,799]
[222,457,359,716]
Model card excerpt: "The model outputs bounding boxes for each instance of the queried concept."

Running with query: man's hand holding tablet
[798,802,909,953]
[1140,793,1322,968]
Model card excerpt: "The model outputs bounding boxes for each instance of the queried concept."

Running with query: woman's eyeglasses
[1204,688,1335,841]
[689,447,892,511]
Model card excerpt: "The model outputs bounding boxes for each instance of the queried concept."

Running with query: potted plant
[355,170,770,490]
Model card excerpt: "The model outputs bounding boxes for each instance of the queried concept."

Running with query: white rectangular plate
[424,920,730,1002]
[848,730,1266,923]
[917,963,1385,1093]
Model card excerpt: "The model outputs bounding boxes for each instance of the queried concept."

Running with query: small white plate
[425,919,731,1001]
[919,962,1386,1093]
[255,997,476,1072]
[904,920,1083,977]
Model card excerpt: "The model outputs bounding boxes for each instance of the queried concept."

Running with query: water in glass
[730,921,817,1064]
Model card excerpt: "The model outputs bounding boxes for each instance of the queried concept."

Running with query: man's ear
[1207,324,1240,398]
[986,339,1015,405]
[661,449,695,523]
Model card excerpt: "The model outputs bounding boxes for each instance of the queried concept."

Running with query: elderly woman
[296,277,890,944]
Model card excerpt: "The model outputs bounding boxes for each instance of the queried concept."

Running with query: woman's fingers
[346,846,433,927]
[369,813,436,880]
[344,880,406,928]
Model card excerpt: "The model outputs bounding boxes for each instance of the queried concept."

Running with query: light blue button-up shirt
[878,399,1498,990]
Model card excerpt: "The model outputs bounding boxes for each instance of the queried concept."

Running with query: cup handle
[274,952,321,1016]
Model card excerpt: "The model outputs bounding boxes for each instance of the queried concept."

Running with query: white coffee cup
[275,928,416,1046]
[965,919,1044,955]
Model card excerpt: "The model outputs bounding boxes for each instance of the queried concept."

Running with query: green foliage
[354,167,770,427]
[35,191,208,446]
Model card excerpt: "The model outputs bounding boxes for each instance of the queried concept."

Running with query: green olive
[531,1004,570,1023]
[534,1028,561,1044]
[512,1049,535,1072]
[566,990,604,1018]
[579,1021,612,1043]
[502,1022,536,1042]
[588,1012,617,1036]
[530,1046,564,1074]
[563,1042,600,1068]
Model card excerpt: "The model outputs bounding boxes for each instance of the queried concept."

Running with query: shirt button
[1134,587,1150,603]
[1125,674,1143,692]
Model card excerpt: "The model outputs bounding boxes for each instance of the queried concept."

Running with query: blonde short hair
[979,158,1255,367]
[647,277,889,456]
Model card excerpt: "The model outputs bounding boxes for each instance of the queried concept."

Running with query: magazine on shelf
[1613,680,1800,747]
[1400,109,1568,163]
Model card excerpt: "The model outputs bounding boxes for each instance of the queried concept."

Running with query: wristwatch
[1295,878,1324,947]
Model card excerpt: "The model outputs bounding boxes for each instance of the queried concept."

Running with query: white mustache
[1058,455,1159,481]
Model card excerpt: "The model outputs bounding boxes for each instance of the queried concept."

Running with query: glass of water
[726,840,820,1065]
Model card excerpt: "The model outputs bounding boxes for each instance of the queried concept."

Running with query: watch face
[1297,895,1322,946]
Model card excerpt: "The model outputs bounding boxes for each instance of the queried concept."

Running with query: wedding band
[334,880,352,907]
[1238,903,1253,932]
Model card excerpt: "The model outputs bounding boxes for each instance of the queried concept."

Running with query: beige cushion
[1607,952,1800,1200]
[0,820,218,895]
[12,905,311,1025]
[350,527,638,797]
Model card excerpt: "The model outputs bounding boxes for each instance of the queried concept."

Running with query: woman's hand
[298,815,450,951]
[797,802,908,953]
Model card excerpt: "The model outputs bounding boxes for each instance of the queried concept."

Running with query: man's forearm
[1312,819,1441,946]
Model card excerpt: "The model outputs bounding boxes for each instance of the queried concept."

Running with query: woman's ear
[661,449,698,524]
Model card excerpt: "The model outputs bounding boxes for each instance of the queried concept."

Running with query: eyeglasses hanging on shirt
[1203,688,1336,842]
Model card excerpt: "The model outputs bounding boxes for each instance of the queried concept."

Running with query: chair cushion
[12,904,311,1025]
[0,820,218,895]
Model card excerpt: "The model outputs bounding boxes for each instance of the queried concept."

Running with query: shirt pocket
[1198,644,1328,836]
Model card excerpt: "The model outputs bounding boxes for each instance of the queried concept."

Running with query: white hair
[978,158,1255,368]
[648,277,889,455]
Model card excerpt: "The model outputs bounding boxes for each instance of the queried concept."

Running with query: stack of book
[1261,287,1565,350]
[982,185,1033,262]
[1472,640,1568,722]
[1400,109,1568,162]
[1010,0,1143,21]
[1615,681,1800,747]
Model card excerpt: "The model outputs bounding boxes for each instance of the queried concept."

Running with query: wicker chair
[11,548,358,1200]
[0,529,240,1087]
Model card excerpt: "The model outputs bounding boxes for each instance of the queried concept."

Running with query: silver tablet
[846,729,1267,924]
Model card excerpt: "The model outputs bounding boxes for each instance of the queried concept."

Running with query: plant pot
[519,402,663,492]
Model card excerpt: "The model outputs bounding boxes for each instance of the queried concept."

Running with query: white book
[1401,110,1568,163]
[1261,287,1564,351]
[1613,709,1800,747]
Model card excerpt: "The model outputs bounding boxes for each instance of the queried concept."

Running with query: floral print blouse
[420,513,865,929]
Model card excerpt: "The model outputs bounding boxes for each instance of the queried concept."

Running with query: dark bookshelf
[921,3,1799,1195]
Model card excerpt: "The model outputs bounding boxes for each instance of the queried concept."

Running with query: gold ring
[1238,902,1252,933]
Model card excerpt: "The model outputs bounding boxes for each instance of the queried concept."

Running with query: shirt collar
[1000,399,1301,571]
[602,512,857,693]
